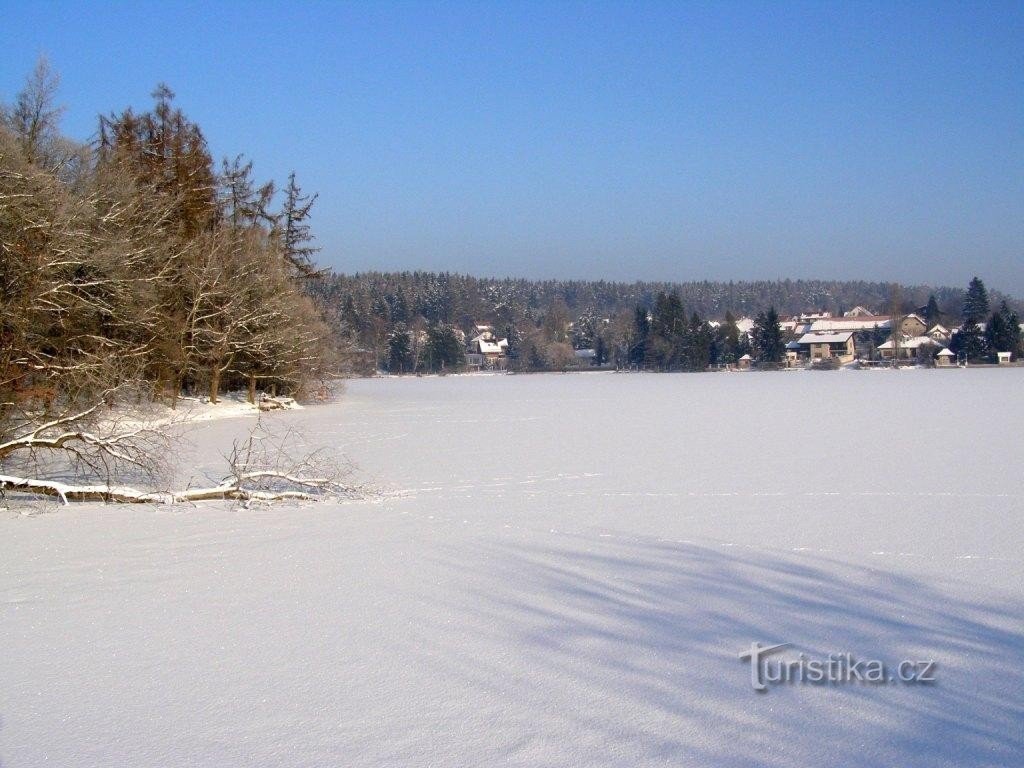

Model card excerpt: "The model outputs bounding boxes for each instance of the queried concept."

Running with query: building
[784,340,802,368]
[898,314,928,336]
[843,305,875,317]
[926,324,952,344]
[796,332,856,363]
[807,317,892,336]
[936,348,956,367]
[997,351,1013,365]
[737,354,753,370]
[877,335,938,361]
[467,329,509,370]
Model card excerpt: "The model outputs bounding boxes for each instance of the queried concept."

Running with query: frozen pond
[2,370,1022,766]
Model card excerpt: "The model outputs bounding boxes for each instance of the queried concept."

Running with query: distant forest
[311,271,1020,370]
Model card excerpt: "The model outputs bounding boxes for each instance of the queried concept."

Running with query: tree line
[313,269,1021,372]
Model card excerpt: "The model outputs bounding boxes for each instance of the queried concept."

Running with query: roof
[877,335,936,350]
[738,354,753,360]
[843,305,875,317]
[476,338,508,354]
[797,332,854,344]
[785,340,802,350]
[808,318,891,333]
[937,348,955,356]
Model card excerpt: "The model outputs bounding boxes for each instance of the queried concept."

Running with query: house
[843,305,875,318]
[734,317,755,337]
[737,354,753,370]
[997,351,1013,365]
[877,335,938,361]
[926,324,951,344]
[898,314,928,336]
[807,316,892,334]
[796,332,856,363]
[784,340,802,367]
[936,348,956,367]
[467,329,509,370]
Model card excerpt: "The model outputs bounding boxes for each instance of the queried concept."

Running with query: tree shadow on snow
[422,534,1023,767]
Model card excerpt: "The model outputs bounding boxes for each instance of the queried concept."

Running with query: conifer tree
[752,307,784,364]
[924,295,941,326]
[279,171,320,278]
[963,277,990,324]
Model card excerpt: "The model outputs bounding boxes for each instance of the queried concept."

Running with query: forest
[313,271,1021,372]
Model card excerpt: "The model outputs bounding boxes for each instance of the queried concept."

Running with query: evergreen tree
[279,172,320,278]
[423,325,465,372]
[629,306,650,368]
[594,335,608,366]
[985,301,1020,356]
[387,329,414,373]
[752,307,784,364]
[924,294,941,326]
[951,323,987,362]
[963,277,990,324]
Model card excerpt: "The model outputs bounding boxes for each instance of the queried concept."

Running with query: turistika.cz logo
[739,642,937,692]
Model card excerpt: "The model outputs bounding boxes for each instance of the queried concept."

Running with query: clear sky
[2,1,1022,293]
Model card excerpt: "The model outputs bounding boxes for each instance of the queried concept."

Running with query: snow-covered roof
[808,318,890,333]
[738,354,753,360]
[937,348,955,356]
[877,336,936,350]
[785,340,801,350]
[927,324,951,336]
[735,318,755,334]
[476,338,508,355]
[797,332,854,344]
[843,306,875,317]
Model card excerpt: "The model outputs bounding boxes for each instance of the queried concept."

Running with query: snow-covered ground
[2,370,1022,766]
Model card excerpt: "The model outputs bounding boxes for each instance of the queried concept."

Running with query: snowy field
[2,370,1022,767]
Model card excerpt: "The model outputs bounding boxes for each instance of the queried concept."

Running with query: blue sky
[2,1,1022,293]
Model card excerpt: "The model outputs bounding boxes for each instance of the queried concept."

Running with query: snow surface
[2,370,1023,766]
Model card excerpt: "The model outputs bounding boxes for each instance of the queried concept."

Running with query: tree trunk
[210,367,220,404]
[247,374,256,404]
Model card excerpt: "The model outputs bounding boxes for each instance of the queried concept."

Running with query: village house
[898,313,928,336]
[795,331,856,364]
[466,327,509,370]
[843,305,875,317]
[876,335,938,361]
[926,324,952,344]
[936,348,956,366]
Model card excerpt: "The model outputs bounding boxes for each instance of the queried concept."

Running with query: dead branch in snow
[0,412,359,508]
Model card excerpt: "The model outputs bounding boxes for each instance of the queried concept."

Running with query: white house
[796,331,856,363]
[877,335,938,360]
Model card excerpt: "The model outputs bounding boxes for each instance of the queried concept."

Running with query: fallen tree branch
[0,471,354,505]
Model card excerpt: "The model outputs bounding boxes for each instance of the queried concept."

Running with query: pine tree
[951,323,987,362]
[386,328,413,373]
[963,277,989,324]
[279,172,320,278]
[629,306,650,368]
[985,301,1020,356]
[924,295,941,326]
[752,307,784,364]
